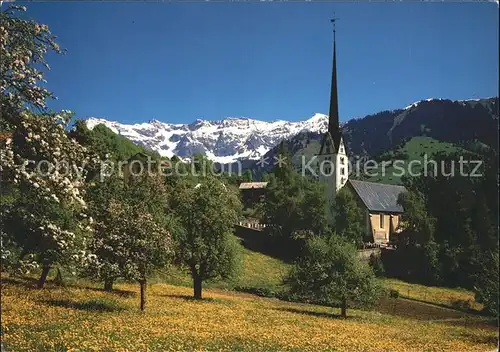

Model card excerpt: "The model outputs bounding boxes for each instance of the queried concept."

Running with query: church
[316,19,406,245]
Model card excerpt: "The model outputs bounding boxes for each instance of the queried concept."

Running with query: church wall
[334,138,348,191]
[391,215,400,233]
[368,212,401,244]
[364,209,371,242]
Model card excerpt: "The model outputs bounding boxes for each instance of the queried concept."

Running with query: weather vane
[332,14,339,29]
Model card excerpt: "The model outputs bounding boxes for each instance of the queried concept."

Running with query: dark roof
[348,180,407,213]
[328,27,342,152]
[318,131,344,155]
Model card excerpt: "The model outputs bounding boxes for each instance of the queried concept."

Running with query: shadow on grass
[273,307,343,320]
[160,293,218,303]
[159,294,225,303]
[433,317,499,329]
[44,298,125,312]
[398,295,485,316]
[1,276,135,297]
[234,226,297,263]
[459,331,500,345]
[376,297,497,328]
[78,286,136,298]
[234,286,281,298]
[0,276,39,289]
[376,296,465,321]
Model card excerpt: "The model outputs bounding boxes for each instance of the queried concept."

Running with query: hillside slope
[84,97,498,169]
[250,97,498,178]
[2,274,496,352]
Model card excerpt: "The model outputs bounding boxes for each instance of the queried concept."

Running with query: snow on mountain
[85,113,328,163]
[404,98,446,110]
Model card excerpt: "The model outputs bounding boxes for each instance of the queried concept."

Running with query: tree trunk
[193,275,202,299]
[37,265,51,289]
[104,278,114,291]
[139,279,147,311]
[340,298,347,318]
[54,267,64,286]
[14,249,28,273]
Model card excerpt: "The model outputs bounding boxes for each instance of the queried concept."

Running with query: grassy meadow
[155,244,291,293]
[1,242,498,352]
[365,136,461,185]
[1,275,497,352]
[380,278,483,312]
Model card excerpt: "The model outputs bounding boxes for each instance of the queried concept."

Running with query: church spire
[328,15,342,151]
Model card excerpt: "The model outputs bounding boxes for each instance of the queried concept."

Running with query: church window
[340,168,345,175]
[340,157,344,165]
[340,147,344,153]
[380,214,385,229]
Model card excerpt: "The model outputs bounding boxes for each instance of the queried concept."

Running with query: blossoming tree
[85,174,174,310]
[1,5,62,129]
[0,110,98,287]
[0,5,100,287]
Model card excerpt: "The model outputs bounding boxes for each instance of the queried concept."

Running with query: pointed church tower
[317,17,348,213]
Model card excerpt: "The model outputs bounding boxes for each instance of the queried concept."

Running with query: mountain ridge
[85,113,329,163]
[84,97,498,164]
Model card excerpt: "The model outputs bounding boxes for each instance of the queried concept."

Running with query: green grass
[288,136,463,185]
[365,136,461,185]
[380,277,483,312]
[21,236,481,316]
[236,246,290,290]
[2,240,496,351]
[152,237,290,293]
[36,235,482,314]
[2,275,496,352]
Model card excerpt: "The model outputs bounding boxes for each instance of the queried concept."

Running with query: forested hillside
[250,98,498,178]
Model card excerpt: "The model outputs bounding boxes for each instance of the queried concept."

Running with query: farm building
[239,182,268,209]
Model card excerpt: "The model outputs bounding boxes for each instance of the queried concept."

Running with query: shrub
[285,234,381,317]
[368,253,385,277]
[235,286,277,298]
[473,251,499,317]
[389,289,400,299]
[451,299,473,312]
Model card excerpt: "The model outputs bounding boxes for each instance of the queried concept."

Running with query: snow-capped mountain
[85,114,328,163]
[84,97,498,165]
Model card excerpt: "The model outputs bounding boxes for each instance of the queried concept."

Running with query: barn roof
[239,182,268,190]
[348,180,407,213]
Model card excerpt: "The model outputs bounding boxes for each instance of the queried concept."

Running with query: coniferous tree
[334,188,365,246]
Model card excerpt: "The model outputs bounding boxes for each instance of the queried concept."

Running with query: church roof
[328,18,342,153]
[348,180,407,213]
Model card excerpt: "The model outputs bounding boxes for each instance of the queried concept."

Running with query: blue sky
[12,2,499,124]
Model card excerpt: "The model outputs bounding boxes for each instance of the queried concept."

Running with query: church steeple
[315,15,348,223]
[328,16,342,152]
